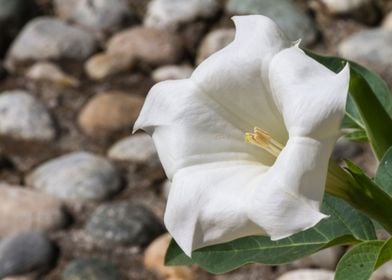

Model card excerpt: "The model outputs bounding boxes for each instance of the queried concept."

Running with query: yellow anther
[245,127,283,157]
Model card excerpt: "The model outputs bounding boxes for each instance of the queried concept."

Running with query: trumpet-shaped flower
[134,15,350,256]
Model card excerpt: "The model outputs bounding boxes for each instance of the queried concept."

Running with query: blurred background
[0,0,390,279]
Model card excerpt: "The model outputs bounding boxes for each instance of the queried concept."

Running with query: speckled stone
[85,202,164,246]
[62,258,121,280]
[0,90,55,141]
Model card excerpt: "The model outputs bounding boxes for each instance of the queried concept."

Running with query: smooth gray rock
[339,29,392,81]
[26,152,122,202]
[226,0,317,46]
[85,202,164,246]
[0,231,56,278]
[62,258,121,280]
[6,17,97,68]
[144,0,221,30]
[54,0,134,33]
[0,90,55,141]
[107,134,158,163]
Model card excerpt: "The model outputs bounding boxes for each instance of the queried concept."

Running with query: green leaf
[306,51,392,159]
[349,67,392,159]
[165,194,376,273]
[344,160,392,234]
[375,146,392,196]
[335,238,392,280]
[343,96,365,130]
[350,63,392,118]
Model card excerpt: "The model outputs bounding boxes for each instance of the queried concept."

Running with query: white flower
[134,15,350,256]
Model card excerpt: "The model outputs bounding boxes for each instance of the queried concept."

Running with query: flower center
[245,127,284,157]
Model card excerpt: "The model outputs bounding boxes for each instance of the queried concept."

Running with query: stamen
[245,127,284,157]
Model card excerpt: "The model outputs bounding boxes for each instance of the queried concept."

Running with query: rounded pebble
[26,62,79,87]
[0,90,55,141]
[85,202,164,246]
[107,27,182,66]
[85,53,134,80]
[6,17,97,69]
[78,91,144,138]
[0,183,67,237]
[62,258,121,280]
[26,151,122,202]
[54,0,134,33]
[144,233,194,280]
[144,0,221,30]
[152,65,193,81]
[107,134,157,163]
[0,231,56,278]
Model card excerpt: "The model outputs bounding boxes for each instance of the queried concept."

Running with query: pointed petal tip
[231,15,287,44]
[132,118,142,134]
[339,61,351,79]
[164,209,195,258]
[269,212,329,241]
[231,14,277,31]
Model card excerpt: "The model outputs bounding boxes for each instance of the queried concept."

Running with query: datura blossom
[134,15,350,256]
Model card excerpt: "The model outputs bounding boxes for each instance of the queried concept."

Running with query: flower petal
[164,160,268,256]
[247,136,330,240]
[134,79,275,179]
[166,154,328,256]
[268,46,350,139]
[191,15,291,143]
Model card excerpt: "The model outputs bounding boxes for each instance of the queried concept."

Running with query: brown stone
[85,53,135,80]
[0,184,67,237]
[78,91,144,137]
[144,234,193,280]
[107,27,182,66]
